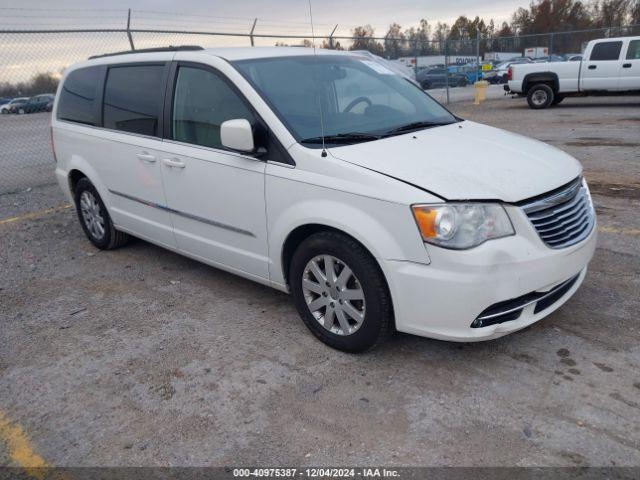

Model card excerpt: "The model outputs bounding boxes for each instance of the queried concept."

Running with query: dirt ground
[1,95,639,469]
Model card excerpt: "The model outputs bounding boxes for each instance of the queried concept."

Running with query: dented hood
[329,121,581,202]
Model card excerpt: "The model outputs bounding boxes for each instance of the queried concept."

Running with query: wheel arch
[523,72,559,94]
[68,168,87,194]
[64,157,111,208]
[281,223,380,289]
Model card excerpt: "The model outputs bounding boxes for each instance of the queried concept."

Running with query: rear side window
[627,40,640,60]
[103,65,165,136]
[589,41,622,61]
[57,66,101,125]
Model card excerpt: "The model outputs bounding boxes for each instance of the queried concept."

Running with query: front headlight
[411,203,515,249]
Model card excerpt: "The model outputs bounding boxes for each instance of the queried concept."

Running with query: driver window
[172,66,255,149]
[333,66,415,115]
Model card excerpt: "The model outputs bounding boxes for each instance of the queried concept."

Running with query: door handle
[136,152,157,163]
[622,63,632,68]
[588,65,597,70]
[162,158,186,169]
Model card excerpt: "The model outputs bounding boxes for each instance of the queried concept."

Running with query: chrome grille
[521,178,595,249]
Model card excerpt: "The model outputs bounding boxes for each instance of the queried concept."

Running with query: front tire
[74,177,129,250]
[527,84,555,109]
[289,231,393,352]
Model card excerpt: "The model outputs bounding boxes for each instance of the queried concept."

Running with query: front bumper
[382,205,597,341]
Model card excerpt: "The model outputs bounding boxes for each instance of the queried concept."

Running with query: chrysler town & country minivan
[52,46,597,352]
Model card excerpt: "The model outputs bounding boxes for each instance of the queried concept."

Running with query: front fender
[266,177,431,286]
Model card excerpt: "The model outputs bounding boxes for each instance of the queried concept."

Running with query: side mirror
[220,119,255,153]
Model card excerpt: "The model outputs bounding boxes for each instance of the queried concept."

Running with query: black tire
[420,81,431,90]
[457,78,468,87]
[289,231,393,353]
[552,94,565,105]
[74,177,129,250]
[527,84,555,109]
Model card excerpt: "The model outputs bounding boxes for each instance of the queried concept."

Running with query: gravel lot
[0,111,54,194]
[1,95,639,468]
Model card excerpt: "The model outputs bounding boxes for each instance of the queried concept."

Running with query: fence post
[126,8,135,50]
[476,26,480,82]
[549,32,554,55]
[249,18,257,46]
[329,24,338,49]
[445,39,450,105]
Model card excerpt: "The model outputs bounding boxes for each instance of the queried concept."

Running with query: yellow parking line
[0,204,72,226]
[598,226,640,236]
[0,410,48,479]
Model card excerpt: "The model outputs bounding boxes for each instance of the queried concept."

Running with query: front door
[159,63,269,280]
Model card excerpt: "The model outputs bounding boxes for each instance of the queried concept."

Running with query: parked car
[531,55,566,63]
[416,67,469,88]
[53,46,596,352]
[507,36,640,108]
[449,64,482,84]
[6,98,28,114]
[18,94,55,114]
[487,59,533,84]
[0,97,12,109]
[1,97,28,114]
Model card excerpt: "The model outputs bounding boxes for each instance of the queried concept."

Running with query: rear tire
[74,177,129,250]
[527,84,555,109]
[421,81,431,90]
[289,231,393,352]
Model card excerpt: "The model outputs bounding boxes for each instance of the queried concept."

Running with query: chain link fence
[1,22,639,194]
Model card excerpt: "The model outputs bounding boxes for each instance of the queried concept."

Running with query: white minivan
[52,46,597,352]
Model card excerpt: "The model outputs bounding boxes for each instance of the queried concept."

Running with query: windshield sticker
[360,60,395,75]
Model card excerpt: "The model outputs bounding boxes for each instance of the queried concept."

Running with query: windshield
[233,55,458,147]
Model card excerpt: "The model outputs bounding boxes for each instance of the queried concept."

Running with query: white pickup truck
[506,36,640,108]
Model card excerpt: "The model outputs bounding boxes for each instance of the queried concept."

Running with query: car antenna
[308,0,327,157]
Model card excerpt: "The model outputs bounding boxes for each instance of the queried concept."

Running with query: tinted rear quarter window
[57,66,101,125]
[103,65,165,136]
[589,41,622,61]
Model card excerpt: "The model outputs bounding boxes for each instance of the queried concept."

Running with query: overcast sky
[0,0,529,35]
[0,0,530,83]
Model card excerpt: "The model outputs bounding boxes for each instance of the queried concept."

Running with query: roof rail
[89,45,204,60]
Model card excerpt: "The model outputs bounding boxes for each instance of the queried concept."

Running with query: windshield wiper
[382,121,454,136]
[300,132,381,145]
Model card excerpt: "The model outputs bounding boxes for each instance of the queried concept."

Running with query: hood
[329,121,581,203]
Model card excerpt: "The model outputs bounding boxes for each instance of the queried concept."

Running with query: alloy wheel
[301,255,366,336]
[79,191,105,240]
